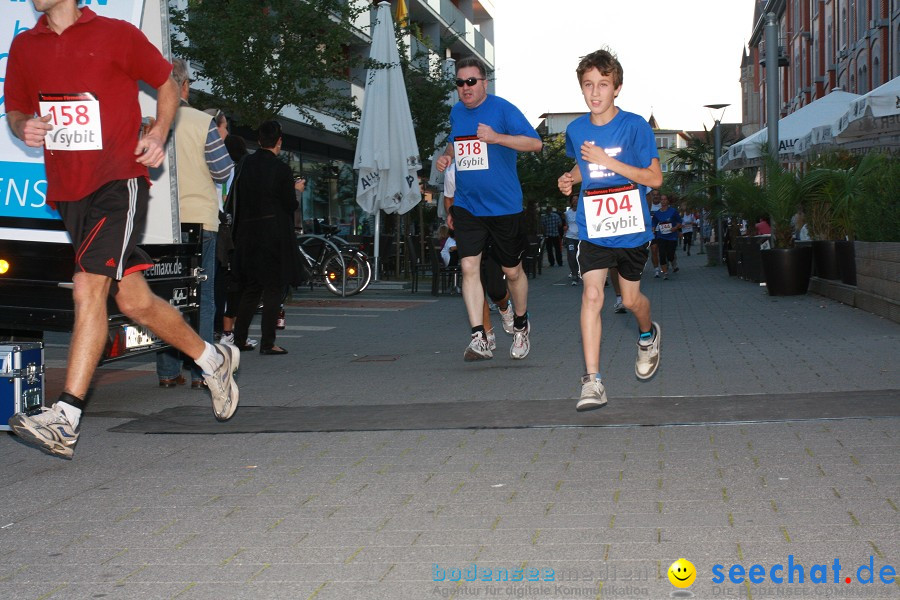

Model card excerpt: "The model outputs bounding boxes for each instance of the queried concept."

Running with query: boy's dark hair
[456,55,487,77]
[258,120,282,149]
[576,49,623,89]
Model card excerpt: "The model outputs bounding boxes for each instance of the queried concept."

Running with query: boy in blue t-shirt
[557,48,663,412]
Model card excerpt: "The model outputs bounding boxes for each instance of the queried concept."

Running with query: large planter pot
[735,236,767,282]
[761,246,813,296]
[705,242,720,266]
[835,240,857,286]
[812,240,841,280]
[726,250,738,276]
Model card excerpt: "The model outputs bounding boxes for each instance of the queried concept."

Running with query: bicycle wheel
[322,251,371,296]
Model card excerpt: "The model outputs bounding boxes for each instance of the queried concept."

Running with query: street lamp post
[705,103,730,262]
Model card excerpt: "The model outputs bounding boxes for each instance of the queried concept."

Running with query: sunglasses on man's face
[456,77,485,87]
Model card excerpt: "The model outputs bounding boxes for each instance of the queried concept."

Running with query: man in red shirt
[4,0,240,459]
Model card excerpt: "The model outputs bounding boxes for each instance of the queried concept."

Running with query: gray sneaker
[498,303,515,335]
[464,331,493,361]
[577,375,608,412]
[635,321,661,380]
[486,330,497,351]
[9,404,80,459]
[614,300,626,314]
[204,343,240,421]
[510,320,531,360]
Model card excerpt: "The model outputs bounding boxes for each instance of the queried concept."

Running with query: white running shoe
[219,332,258,348]
[510,320,531,360]
[486,330,497,351]
[635,322,661,380]
[464,331,493,361]
[576,376,608,412]
[204,343,240,421]
[498,303,515,335]
[8,404,80,459]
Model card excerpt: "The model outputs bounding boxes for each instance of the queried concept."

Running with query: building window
[840,6,847,49]
[856,0,866,39]
[656,137,669,149]
[859,64,868,94]
[873,55,881,88]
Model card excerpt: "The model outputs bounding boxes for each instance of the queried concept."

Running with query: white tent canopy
[833,75,900,142]
[719,90,860,170]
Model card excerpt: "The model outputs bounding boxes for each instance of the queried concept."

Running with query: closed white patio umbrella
[354,1,421,280]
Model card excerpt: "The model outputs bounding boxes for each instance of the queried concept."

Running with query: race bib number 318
[454,135,489,171]
[583,184,645,239]
[38,92,103,151]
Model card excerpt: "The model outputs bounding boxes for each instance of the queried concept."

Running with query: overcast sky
[491,0,758,131]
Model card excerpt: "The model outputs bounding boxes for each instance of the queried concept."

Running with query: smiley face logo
[668,558,696,588]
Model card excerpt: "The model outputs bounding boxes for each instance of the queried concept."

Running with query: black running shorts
[56,178,153,281]
[577,240,649,282]
[451,205,527,268]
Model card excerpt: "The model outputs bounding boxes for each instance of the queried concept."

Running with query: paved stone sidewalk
[1,252,898,599]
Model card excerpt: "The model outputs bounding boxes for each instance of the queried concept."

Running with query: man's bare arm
[134,75,178,167]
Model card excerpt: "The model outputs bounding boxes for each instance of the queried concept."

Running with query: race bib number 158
[38,92,103,151]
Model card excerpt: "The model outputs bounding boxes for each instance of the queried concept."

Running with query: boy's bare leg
[580,269,607,374]
[619,277,651,332]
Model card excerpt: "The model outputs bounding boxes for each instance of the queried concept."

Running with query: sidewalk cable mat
[108,390,900,434]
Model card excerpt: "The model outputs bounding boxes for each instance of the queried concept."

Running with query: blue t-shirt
[449,95,539,217]
[652,206,682,241]
[565,110,659,248]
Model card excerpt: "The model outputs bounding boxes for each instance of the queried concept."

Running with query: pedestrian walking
[652,194,682,279]
[540,206,563,267]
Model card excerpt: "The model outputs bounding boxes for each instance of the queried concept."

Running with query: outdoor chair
[405,235,431,293]
[429,240,461,296]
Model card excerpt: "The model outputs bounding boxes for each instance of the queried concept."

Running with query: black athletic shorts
[577,240,649,282]
[56,178,153,281]
[451,205,527,268]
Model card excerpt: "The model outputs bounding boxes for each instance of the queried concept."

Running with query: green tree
[394,26,457,163]
[519,134,572,207]
[170,0,363,129]
[663,132,715,206]
[518,134,573,234]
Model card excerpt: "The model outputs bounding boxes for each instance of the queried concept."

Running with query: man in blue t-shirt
[436,56,542,363]
[652,194,682,279]
[557,48,663,412]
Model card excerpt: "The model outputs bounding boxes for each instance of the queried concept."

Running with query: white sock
[56,401,82,429]
[195,342,223,375]
[616,295,622,304]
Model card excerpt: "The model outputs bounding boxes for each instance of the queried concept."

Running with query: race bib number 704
[38,92,103,151]
[583,183,645,239]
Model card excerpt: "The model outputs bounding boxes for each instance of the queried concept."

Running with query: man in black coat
[231,120,302,355]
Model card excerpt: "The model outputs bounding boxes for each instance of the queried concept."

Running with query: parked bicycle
[295,226,372,297]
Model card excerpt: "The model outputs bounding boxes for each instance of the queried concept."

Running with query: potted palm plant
[716,159,812,295]
[802,152,882,286]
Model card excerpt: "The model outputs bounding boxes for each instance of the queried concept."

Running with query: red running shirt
[4,8,172,203]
